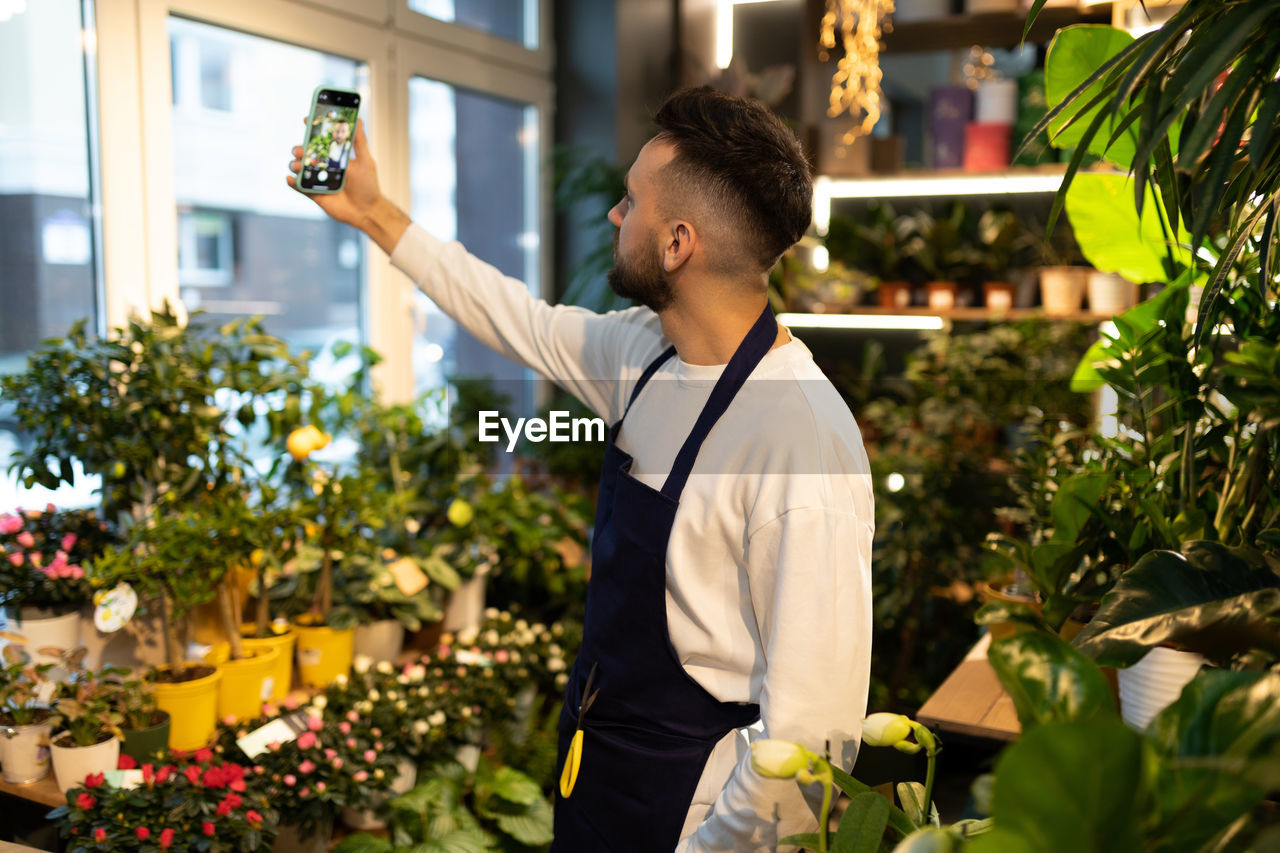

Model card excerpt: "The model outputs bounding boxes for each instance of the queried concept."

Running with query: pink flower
[363,749,377,762]
[324,748,337,760]
[296,731,316,750]
[299,786,311,798]
[339,722,351,734]
[283,695,300,711]
[352,770,368,782]
[6,553,20,567]
[61,533,78,551]
[298,760,316,774]
[0,514,22,535]
[346,710,359,723]
[67,565,84,579]
[346,738,356,749]
[332,758,344,770]
[267,740,282,752]
[30,553,41,568]
[222,715,239,726]
[283,774,297,786]
[307,715,323,732]
[316,781,326,792]
[15,531,34,548]
[495,649,509,663]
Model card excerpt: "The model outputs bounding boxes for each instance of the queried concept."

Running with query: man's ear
[662,221,695,273]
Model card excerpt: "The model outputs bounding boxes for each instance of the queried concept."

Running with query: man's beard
[607,232,674,313]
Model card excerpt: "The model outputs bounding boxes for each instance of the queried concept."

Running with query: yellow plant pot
[293,621,354,688]
[205,646,279,722]
[240,626,297,703]
[151,665,222,752]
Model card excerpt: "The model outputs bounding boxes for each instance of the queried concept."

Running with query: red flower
[184,764,202,785]
[203,766,227,788]
[194,747,214,764]
[75,793,95,810]
[159,827,175,849]
[156,765,174,784]
[223,792,243,810]
[229,777,247,792]
[117,753,137,770]
[141,763,155,784]
[93,827,107,843]
[136,827,150,841]
[202,821,216,836]
[246,810,263,828]
[83,772,105,789]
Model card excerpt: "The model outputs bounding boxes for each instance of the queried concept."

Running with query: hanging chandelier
[819,0,895,145]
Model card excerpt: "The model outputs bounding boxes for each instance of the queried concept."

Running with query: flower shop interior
[2,0,1278,851]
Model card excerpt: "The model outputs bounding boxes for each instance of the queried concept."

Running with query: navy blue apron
[552,304,777,851]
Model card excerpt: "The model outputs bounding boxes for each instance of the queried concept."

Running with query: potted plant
[50,748,278,851]
[49,652,125,792]
[974,208,1028,313]
[828,202,914,308]
[0,506,115,666]
[110,668,170,764]
[903,202,981,309]
[0,643,59,784]
[1022,215,1088,316]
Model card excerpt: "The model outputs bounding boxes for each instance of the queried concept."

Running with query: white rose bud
[750,740,810,779]
[376,660,393,674]
[312,696,328,710]
[429,711,446,726]
[354,655,373,674]
[862,713,914,748]
[414,719,430,735]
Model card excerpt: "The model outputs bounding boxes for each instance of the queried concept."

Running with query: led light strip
[779,312,946,331]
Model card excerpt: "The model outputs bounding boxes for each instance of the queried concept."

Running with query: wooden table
[916,634,1020,742]
[0,775,63,810]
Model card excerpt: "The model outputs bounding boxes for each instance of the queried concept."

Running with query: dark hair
[652,86,812,273]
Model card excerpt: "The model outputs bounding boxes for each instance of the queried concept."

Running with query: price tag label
[93,583,138,633]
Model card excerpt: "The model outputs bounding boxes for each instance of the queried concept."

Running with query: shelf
[881,4,1113,53]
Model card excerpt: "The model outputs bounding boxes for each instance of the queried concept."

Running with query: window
[177,209,234,287]
[407,0,539,49]
[0,0,103,512]
[408,78,541,406]
[167,17,367,382]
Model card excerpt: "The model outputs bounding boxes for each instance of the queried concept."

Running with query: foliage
[55,656,128,748]
[901,202,983,283]
[0,642,57,726]
[322,609,579,769]
[0,306,309,527]
[1072,541,1280,669]
[1026,1,1280,337]
[552,146,629,313]
[826,201,915,283]
[0,505,117,611]
[49,750,277,852]
[333,757,554,853]
[850,320,1095,709]
[110,668,160,732]
[959,628,1280,852]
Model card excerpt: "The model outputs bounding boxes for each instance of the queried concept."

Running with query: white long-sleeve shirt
[391,224,874,851]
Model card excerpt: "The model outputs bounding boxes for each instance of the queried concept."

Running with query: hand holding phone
[297,85,361,194]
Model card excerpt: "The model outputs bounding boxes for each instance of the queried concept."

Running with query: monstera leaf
[1073,541,1280,667]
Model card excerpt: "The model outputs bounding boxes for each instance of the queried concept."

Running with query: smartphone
[297,85,361,194]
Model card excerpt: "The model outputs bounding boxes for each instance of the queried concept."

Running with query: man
[326,119,352,170]
[287,86,873,852]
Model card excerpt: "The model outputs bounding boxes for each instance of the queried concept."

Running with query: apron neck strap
[660,304,777,501]
[619,345,678,427]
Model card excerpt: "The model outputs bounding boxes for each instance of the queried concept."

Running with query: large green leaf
[1073,542,1280,667]
[987,631,1118,732]
[1045,26,1138,166]
[1064,173,1191,284]
[1146,670,1280,760]
[832,791,890,853]
[494,795,554,846]
[980,720,1153,853]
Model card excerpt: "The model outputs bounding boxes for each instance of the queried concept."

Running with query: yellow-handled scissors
[559,662,600,799]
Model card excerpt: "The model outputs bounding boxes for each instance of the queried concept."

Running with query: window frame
[90,0,555,404]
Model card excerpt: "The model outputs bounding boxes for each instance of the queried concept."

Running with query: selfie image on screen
[300,91,359,191]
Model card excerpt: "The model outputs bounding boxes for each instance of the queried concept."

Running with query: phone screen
[299,88,361,193]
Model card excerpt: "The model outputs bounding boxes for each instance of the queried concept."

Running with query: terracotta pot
[975,579,1041,641]
[925,281,959,310]
[983,281,1016,313]
[877,281,913,309]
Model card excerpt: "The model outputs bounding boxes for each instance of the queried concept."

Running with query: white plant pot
[968,0,1020,13]
[1038,266,1087,316]
[1117,647,1207,732]
[340,758,418,831]
[442,575,486,634]
[353,619,405,664]
[50,732,121,792]
[1087,271,1139,318]
[1,607,81,667]
[0,719,53,784]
